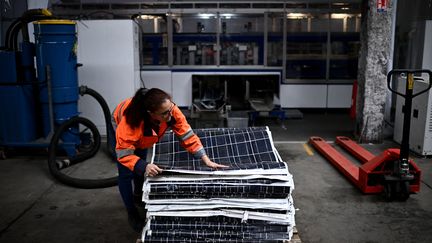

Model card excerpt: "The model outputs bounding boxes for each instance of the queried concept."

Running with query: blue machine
[0,11,117,188]
[34,20,79,138]
[0,19,80,155]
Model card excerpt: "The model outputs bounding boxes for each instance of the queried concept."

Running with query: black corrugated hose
[79,85,116,159]
[47,86,117,189]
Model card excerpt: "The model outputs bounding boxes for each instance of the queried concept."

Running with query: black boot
[127,210,144,233]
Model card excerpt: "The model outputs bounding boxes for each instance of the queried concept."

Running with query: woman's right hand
[145,164,163,177]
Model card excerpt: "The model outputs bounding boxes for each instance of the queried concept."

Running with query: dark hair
[123,88,171,128]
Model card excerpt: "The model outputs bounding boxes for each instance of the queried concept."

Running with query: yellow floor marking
[303,143,314,156]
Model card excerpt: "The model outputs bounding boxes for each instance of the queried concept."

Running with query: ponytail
[123,88,171,128]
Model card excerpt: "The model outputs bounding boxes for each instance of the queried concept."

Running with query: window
[135,3,361,81]
[220,14,264,65]
[172,14,217,65]
[329,14,361,80]
[267,13,284,67]
[286,13,329,80]
[139,15,168,65]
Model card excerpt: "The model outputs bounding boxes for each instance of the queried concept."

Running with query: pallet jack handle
[386,69,431,172]
[387,69,432,98]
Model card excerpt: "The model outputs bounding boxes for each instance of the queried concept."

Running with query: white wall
[77,20,141,135]
[171,72,192,106]
[280,84,327,108]
[26,0,49,43]
[327,85,352,108]
[27,0,49,9]
[280,84,352,108]
[142,70,172,94]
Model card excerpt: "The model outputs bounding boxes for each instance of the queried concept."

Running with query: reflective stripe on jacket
[112,98,205,171]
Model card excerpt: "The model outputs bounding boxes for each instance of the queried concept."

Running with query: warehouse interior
[0,0,431,242]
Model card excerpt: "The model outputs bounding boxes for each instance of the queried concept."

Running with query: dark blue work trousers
[110,124,146,214]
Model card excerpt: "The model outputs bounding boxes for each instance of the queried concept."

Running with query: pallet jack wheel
[384,181,395,201]
[397,181,410,201]
[384,180,410,201]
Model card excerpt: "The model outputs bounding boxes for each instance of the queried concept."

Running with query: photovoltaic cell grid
[143,216,291,243]
[142,127,295,242]
[149,216,288,232]
[147,182,290,199]
[153,127,285,171]
[142,211,293,242]
[146,178,291,200]
[145,127,291,200]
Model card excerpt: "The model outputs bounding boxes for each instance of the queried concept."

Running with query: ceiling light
[331,13,350,19]
[140,15,159,20]
[221,13,234,19]
[287,13,306,19]
[199,13,215,19]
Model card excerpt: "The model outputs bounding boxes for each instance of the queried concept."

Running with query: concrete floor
[0,111,431,243]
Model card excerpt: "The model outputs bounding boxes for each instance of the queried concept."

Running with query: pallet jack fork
[310,69,431,201]
[309,136,421,196]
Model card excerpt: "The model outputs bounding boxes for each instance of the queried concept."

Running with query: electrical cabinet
[394,79,432,155]
[393,20,432,155]
[77,20,141,135]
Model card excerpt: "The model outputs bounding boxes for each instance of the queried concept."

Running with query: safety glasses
[155,102,175,117]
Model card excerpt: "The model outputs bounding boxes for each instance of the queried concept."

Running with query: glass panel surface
[329,14,361,80]
[220,14,264,65]
[173,14,217,65]
[286,13,329,80]
[140,16,168,65]
[267,13,284,67]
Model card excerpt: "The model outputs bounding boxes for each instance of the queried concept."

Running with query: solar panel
[149,216,288,232]
[142,209,295,242]
[143,214,292,242]
[153,127,285,173]
[145,179,291,200]
[142,127,295,242]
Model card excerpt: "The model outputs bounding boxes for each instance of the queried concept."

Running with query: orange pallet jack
[310,69,431,201]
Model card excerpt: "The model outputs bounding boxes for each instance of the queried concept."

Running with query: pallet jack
[310,69,431,201]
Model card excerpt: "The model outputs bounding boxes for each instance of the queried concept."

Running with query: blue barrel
[0,85,37,143]
[34,20,79,137]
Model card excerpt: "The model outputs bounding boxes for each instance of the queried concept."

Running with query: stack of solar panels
[141,127,295,242]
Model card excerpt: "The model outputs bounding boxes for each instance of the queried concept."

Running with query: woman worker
[111,88,227,232]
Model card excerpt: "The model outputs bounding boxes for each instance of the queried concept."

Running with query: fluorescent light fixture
[221,13,234,19]
[331,13,350,19]
[199,13,215,19]
[287,13,306,19]
[140,15,160,20]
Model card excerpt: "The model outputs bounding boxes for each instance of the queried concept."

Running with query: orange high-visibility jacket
[112,98,206,172]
